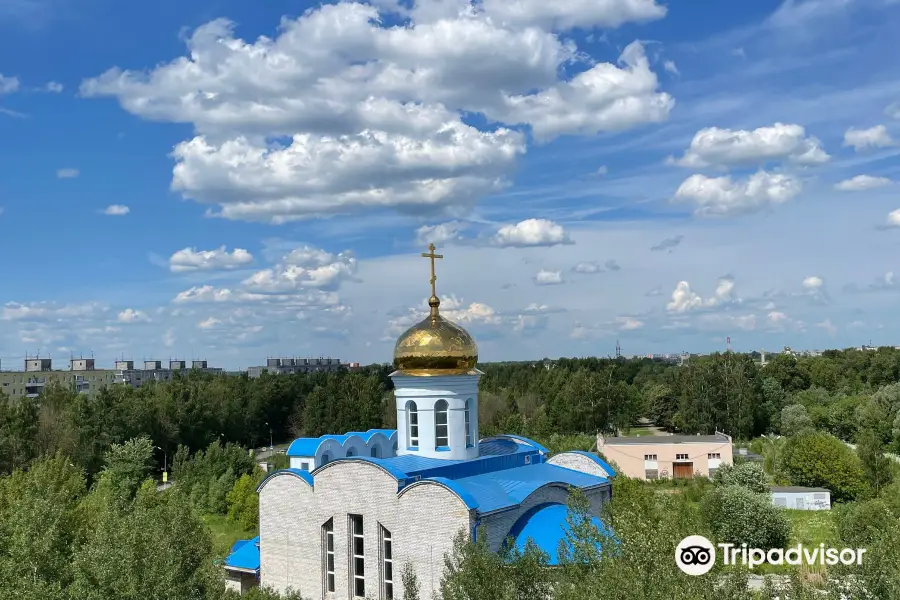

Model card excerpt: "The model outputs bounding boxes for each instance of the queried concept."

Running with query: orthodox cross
[421,243,443,297]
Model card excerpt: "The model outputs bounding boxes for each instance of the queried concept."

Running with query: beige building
[598,432,733,480]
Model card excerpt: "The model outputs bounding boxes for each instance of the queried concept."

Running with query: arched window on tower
[435,400,449,448]
[464,399,473,447]
[407,401,419,448]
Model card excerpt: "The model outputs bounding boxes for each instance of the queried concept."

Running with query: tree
[400,562,420,600]
[780,404,813,436]
[711,462,768,493]
[100,435,156,498]
[700,485,791,550]
[856,428,895,495]
[779,430,866,501]
[227,471,265,530]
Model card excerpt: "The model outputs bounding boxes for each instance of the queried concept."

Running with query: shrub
[779,431,866,502]
[711,462,768,494]
[701,485,791,550]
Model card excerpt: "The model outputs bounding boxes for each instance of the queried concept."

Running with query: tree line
[5,347,900,480]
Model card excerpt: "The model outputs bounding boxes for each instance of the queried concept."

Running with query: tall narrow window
[407,401,419,448]
[323,519,335,593]
[371,446,379,458]
[435,400,449,448]
[381,526,394,599]
[350,515,365,598]
[464,399,472,447]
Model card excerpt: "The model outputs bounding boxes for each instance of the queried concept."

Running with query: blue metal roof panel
[224,536,261,571]
[286,437,325,456]
[450,463,609,514]
[508,504,608,565]
[256,468,314,493]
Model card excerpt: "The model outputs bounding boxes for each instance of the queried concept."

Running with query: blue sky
[1,0,900,369]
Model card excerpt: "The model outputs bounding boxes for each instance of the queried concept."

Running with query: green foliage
[779,430,866,501]
[780,404,813,436]
[710,462,768,493]
[100,435,156,498]
[227,471,266,531]
[399,561,421,600]
[856,428,895,495]
[700,485,791,550]
[834,497,898,547]
[174,440,257,515]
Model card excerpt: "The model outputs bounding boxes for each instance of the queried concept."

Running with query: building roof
[601,433,731,446]
[771,486,830,493]
[286,429,397,457]
[508,503,609,565]
[224,536,260,573]
[449,463,609,514]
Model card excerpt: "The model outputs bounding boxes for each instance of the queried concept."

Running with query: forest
[2,346,900,599]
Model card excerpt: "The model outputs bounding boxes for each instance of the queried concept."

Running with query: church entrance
[673,462,693,479]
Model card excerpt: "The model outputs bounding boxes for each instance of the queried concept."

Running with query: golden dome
[392,244,478,376]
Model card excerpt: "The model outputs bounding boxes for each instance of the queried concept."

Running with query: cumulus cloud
[533,269,564,286]
[616,316,644,330]
[169,246,254,272]
[572,261,601,274]
[0,74,19,94]
[816,317,837,336]
[671,123,829,168]
[45,81,63,93]
[800,275,830,304]
[57,168,79,179]
[80,4,673,223]
[674,171,802,217]
[844,271,896,293]
[887,101,900,120]
[834,175,892,191]
[243,246,357,292]
[843,125,894,151]
[198,317,223,329]
[883,209,900,228]
[650,234,683,252]
[666,277,737,313]
[491,218,572,248]
[101,204,130,216]
[415,221,468,246]
[384,293,513,340]
[117,308,151,323]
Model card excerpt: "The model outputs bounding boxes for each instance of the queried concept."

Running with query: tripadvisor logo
[676,536,867,575]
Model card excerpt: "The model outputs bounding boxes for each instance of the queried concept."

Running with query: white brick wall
[546,452,613,478]
[259,461,472,600]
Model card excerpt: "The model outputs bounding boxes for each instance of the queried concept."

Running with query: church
[224,245,616,598]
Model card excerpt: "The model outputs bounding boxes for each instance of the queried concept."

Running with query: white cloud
[885,209,900,228]
[674,171,802,217]
[672,123,829,168]
[650,235,683,252]
[415,222,468,246]
[45,81,63,93]
[802,275,823,291]
[843,125,894,151]
[616,316,644,330]
[243,246,356,292]
[163,328,176,348]
[101,204,130,216]
[475,0,666,30]
[834,175,892,191]
[666,277,737,313]
[663,60,679,75]
[534,269,564,286]
[57,168,79,179]
[80,5,673,222]
[0,74,19,94]
[198,317,222,329]
[117,308,151,323]
[492,219,572,248]
[887,101,900,120]
[572,261,601,274]
[816,317,837,336]
[169,246,254,272]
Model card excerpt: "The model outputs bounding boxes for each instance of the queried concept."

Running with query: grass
[201,514,259,559]
[621,427,655,437]
[754,509,838,577]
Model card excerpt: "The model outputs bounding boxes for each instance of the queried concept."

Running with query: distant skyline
[1,0,900,369]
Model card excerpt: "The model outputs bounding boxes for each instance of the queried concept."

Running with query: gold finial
[421,243,444,322]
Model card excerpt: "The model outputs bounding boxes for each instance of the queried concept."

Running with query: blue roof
[562,451,617,478]
[450,463,609,514]
[508,504,609,565]
[224,536,260,572]
[287,429,397,456]
[257,467,313,493]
